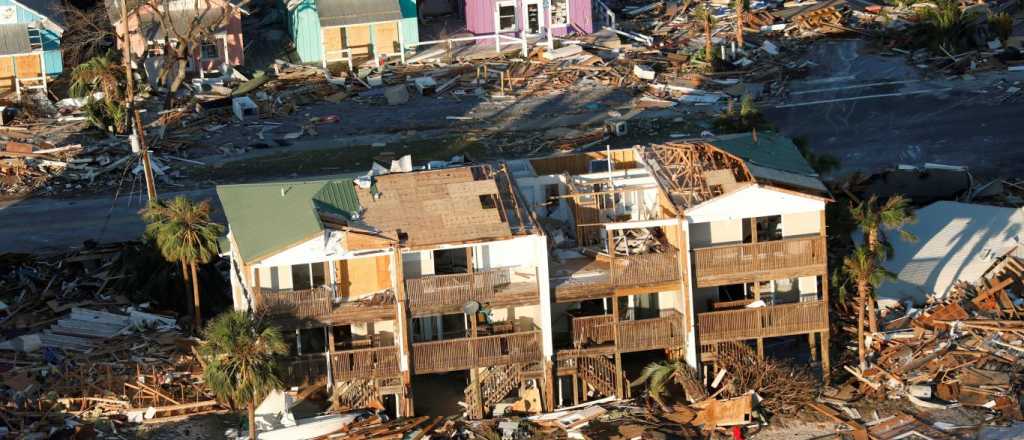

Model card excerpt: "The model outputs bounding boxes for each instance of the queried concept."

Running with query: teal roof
[709,132,817,176]
[217,179,361,263]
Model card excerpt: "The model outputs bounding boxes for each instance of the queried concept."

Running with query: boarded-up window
[373,22,399,54]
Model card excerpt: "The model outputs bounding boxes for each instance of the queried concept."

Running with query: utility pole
[120,0,157,203]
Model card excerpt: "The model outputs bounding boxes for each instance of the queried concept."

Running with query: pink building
[107,0,245,75]
[463,0,594,38]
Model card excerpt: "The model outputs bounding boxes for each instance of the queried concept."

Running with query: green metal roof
[217,179,361,264]
[709,132,817,176]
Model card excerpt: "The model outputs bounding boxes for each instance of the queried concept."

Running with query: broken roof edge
[632,145,683,218]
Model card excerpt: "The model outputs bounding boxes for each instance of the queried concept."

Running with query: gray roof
[0,23,33,56]
[317,0,402,27]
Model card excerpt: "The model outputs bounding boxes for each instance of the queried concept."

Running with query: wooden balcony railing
[281,354,329,387]
[618,311,685,353]
[412,330,542,374]
[697,300,829,344]
[570,311,684,353]
[571,315,614,346]
[331,346,400,381]
[611,250,680,288]
[692,236,826,287]
[405,268,513,310]
[254,286,334,321]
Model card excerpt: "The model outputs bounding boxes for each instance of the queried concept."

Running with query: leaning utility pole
[120,0,157,202]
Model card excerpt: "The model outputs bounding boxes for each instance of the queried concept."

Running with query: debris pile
[826,254,1024,425]
[0,244,220,437]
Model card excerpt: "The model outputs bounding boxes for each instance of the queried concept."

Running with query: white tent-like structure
[870,201,1024,307]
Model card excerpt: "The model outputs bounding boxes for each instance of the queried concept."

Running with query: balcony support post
[820,209,831,382]
[392,245,415,416]
[469,312,484,418]
[612,297,624,398]
[753,280,763,360]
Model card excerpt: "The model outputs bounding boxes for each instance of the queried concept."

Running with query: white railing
[322,48,354,71]
[404,33,528,64]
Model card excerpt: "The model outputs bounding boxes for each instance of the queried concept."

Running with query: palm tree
[199,311,287,440]
[850,195,915,333]
[842,247,894,368]
[142,196,224,331]
[630,360,706,410]
[693,4,717,62]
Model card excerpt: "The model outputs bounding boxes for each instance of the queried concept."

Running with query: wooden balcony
[281,354,329,387]
[405,268,539,317]
[570,310,685,353]
[697,300,829,344]
[692,236,826,288]
[331,346,400,381]
[412,330,543,374]
[253,286,396,325]
[553,250,681,303]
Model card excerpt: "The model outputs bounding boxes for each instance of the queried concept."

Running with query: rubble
[817,253,1024,436]
[0,243,222,437]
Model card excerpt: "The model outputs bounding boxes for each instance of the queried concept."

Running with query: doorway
[524,1,541,34]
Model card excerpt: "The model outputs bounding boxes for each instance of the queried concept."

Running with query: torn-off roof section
[316,0,402,27]
[355,165,536,248]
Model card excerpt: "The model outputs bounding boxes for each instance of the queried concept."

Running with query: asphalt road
[0,188,221,254]
[3,40,1023,254]
[764,40,1024,179]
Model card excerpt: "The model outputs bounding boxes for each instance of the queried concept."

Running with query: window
[498,3,517,32]
[200,40,219,60]
[552,0,570,26]
[289,262,327,290]
[479,194,498,209]
[291,264,312,290]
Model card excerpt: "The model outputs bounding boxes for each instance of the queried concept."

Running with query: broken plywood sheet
[691,392,754,427]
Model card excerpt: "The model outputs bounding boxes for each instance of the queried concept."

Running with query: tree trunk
[866,229,880,334]
[857,282,867,369]
[704,21,713,61]
[191,262,202,332]
[736,1,744,47]
[248,401,257,440]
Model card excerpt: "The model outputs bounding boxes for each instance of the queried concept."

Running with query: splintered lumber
[808,402,870,440]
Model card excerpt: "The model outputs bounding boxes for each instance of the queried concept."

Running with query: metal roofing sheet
[709,131,818,176]
[317,0,402,27]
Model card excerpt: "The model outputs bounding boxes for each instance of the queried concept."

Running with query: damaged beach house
[0,0,64,94]
[286,0,599,69]
[216,131,834,419]
[106,0,246,81]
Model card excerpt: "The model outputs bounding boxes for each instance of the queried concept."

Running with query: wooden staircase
[332,378,378,411]
[464,363,523,419]
[577,355,626,398]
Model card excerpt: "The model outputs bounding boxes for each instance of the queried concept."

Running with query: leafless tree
[57,3,116,68]
[116,0,246,99]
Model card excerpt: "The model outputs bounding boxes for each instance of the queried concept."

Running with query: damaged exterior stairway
[218,131,834,418]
